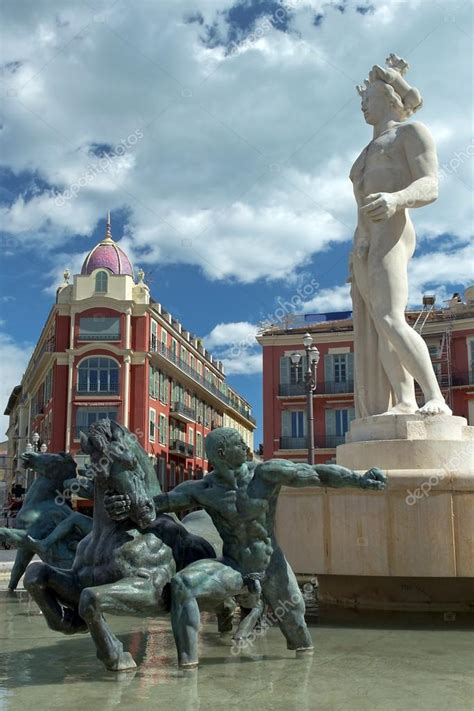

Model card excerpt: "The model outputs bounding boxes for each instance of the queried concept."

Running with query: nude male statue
[350,53,451,418]
[106,427,386,667]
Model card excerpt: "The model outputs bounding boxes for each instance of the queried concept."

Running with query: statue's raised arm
[257,459,387,491]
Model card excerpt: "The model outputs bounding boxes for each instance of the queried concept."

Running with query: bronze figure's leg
[24,562,85,633]
[78,574,163,671]
[8,547,34,592]
[170,559,244,667]
[261,547,313,653]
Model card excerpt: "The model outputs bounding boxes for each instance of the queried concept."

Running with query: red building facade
[257,289,474,464]
[5,218,255,492]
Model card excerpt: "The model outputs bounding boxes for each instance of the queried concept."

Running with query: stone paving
[0,591,473,711]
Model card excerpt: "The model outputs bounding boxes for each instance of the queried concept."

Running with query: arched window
[95,271,108,293]
[77,357,119,394]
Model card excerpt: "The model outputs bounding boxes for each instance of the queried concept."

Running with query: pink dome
[81,214,133,277]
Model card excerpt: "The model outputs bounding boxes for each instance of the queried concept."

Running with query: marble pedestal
[275,415,474,611]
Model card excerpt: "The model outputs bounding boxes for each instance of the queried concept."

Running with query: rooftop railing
[153,341,256,424]
[279,381,354,396]
[279,434,347,450]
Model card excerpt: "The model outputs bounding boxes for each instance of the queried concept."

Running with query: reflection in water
[1,592,473,711]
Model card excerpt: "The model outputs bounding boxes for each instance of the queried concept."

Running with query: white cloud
[302,283,352,312]
[0,330,32,438]
[299,243,474,315]
[0,0,471,286]
[204,321,258,348]
[222,351,262,375]
[407,243,474,305]
[204,320,261,374]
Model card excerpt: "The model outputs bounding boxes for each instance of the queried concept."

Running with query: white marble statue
[349,53,451,418]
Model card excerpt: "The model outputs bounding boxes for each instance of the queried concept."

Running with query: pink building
[4,217,255,496]
[257,288,474,463]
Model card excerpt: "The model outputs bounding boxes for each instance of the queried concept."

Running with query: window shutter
[281,410,291,436]
[301,410,307,436]
[280,356,290,384]
[325,409,336,436]
[324,354,334,384]
[347,353,354,384]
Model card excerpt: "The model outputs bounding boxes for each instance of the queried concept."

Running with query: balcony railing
[322,380,354,394]
[153,342,256,424]
[451,371,474,386]
[280,435,347,450]
[280,436,307,449]
[76,387,119,396]
[279,383,306,396]
[171,401,195,420]
[314,435,346,448]
[30,336,55,371]
[279,381,354,396]
[78,333,120,341]
[169,439,194,457]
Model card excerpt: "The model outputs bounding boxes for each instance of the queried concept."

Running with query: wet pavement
[0,591,473,711]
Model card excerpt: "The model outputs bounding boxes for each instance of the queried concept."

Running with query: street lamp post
[25,433,42,488]
[290,333,320,465]
[32,432,40,452]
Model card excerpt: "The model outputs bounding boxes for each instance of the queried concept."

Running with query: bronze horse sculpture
[24,419,219,671]
[0,451,91,591]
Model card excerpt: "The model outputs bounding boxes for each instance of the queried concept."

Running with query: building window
[159,414,168,446]
[428,344,441,377]
[149,409,156,441]
[333,355,347,383]
[159,371,168,403]
[291,411,306,437]
[150,320,158,352]
[77,357,119,394]
[95,271,108,293]
[469,339,474,384]
[325,407,355,447]
[324,353,354,392]
[161,329,167,353]
[76,407,118,439]
[196,432,203,458]
[44,369,53,403]
[149,365,159,399]
[157,456,167,489]
[171,339,178,360]
[290,358,304,385]
[169,461,176,489]
[196,400,204,424]
[189,427,194,446]
[78,316,120,341]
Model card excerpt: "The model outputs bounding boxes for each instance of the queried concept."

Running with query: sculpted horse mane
[24,419,219,672]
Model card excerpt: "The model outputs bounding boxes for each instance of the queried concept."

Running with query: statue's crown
[356,53,409,96]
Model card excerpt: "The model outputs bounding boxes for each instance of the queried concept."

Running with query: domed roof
[81,213,133,277]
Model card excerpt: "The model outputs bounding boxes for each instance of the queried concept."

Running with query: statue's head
[20,451,77,484]
[80,419,156,528]
[205,427,248,469]
[357,53,422,125]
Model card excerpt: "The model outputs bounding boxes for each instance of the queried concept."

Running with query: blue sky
[0,0,472,442]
